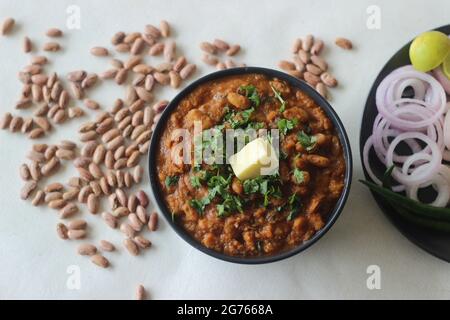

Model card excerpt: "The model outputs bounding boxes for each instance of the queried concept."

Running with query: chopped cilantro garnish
[259,179,269,195]
[243,179,260,194]
[217,194,243,218]
[297,131,317,151]
[277,118,298,135]
[286,210,298,221]
[243,175,274,195]
[293,168,305,184]
[245,121,265,131]
[241,174,282,208]
[288,193,298,205]
[224,107,255,129]
[239,85,261,107]
[188,171,243,217]
[286,194,302,221]
[270,84,287,112]
[165,175,179,188]
[263,193,270,207]
[216,204,226,217]
[207,174,232,193]
[190,175,202,188]
[189,197,210,214]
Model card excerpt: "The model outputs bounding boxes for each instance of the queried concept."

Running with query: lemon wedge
[410,31,450,72]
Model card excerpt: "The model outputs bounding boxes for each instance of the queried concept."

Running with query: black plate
[360,25,450,262]
[148,67,353,264]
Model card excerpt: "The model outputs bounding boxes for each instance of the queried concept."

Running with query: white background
[0,0,449,300]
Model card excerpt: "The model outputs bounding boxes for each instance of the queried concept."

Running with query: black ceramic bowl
[148,67,353,264]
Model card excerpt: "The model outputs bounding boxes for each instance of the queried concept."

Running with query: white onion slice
[371,107,443,163]
[380,99,442,129]
[401,153,432,175]
[376,66,447,129]
[406,173,449,207]
[444,110,450,149]
[364,65,450,205]
[406,165,450,207]
[385,132,442,186]
[433,67,450,95]
[363,135,405,192]
[391,78,427,101]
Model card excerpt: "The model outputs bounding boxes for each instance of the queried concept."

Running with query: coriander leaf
[207,174,231,190]
[287,209,299,221]
[190,175,202,188]
[239,85,261,107]
[216,204,225,217]
[262,184,274,207]
[259,180,269,195]
[216,194,243,218]
[242,176,274,196]
[240,108,254,123]
[189,196,211,214]
[288,193,300,205]
[240,174,282,208]
[189,199,205,213]
[297,131,317,151]
[225,107,255,129]
[165,175,179,188]
[191,171,242,218]
[263,193,270,207]
[245,122,265,131]
[270,84,287,112]
[271,185,283,198]
[249,92,261,107]
[286,194,302,221]
[243,179,260,194]
[293,169,305,184]
[277,118,298,135]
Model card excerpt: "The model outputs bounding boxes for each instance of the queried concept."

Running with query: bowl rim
[147,66,353,264]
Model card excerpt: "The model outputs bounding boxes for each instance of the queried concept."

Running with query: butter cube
[228,137,279,180]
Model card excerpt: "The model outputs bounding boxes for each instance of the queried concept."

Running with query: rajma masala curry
[156,73,345,257]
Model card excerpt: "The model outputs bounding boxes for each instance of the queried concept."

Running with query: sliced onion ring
[363,135,405,192]
[444,109,450,149]
[363,65,450,204]
[406,165,450,207]
[376,66,446,129]
[406,173,449,207]
[385,132,442,186]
